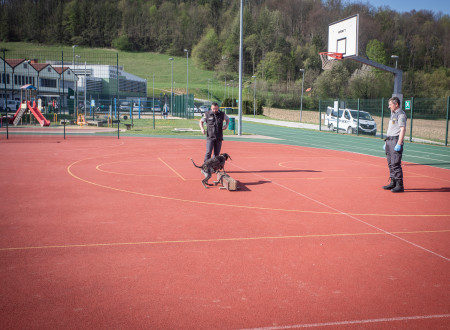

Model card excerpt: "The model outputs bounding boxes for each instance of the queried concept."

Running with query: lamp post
[184,49,189,113]
[299,68,305,122]
[169,57,174,115]
[230,79,234,107]
[75,54,80,117]
[72,45,77,116]
[84,61,87,117]
[252,75,256,117]
[391,55,399,69]
[208,79,211,102]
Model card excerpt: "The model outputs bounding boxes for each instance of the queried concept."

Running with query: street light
[299,68,305,122]
[391,55,399,69]
[184,49,189,113]
[84,61,87,117]
[230,79,234,107]
[208,78,211,102]
[252,75,256,117]
[72,45,77,116]
[75,54,81,116]
[169,57,174,114]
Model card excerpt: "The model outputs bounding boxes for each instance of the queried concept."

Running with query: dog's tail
[190,158,202,168]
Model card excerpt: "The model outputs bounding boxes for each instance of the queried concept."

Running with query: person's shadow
[405,187,450,193]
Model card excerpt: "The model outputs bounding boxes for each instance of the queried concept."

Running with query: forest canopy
[1,0,449,102]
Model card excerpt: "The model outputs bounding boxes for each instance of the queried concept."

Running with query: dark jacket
[205,110,225,141]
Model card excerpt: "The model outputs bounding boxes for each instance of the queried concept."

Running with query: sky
[353,0,450,15]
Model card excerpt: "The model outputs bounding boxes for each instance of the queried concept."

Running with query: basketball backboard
[328,14,359,58]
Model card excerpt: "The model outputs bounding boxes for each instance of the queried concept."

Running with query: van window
[350,110,373,120]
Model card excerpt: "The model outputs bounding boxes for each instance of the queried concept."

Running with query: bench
[215,172,239,191]
[124,123,133,130]
[60,119,72,125]
[86,120,106,127]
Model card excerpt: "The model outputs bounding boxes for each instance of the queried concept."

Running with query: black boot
[391,179,404,193]
[382,178,396,190]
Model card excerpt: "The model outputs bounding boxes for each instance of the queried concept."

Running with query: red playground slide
[27,101,50,126]
[11,101,51,126]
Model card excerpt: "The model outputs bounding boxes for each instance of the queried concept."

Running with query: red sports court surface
[1,136,449,329]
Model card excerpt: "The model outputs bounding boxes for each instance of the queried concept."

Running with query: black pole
[61,50,65,139]
[2,49,8,139]
[445,96,449,147]
[117,53,119,139]
[380,98,384,140]
[357,98,360,136]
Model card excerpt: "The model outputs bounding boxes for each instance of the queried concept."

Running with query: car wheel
[329,124,334,131]
[347,127,353,134]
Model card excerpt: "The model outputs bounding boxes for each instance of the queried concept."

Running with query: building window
[40,78,57,88]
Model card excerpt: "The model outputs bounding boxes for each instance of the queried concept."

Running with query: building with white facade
[1,57,147,112]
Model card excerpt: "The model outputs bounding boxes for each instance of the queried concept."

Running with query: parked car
[188,105,199,113]
[119,101,131,111]
[199,105,209,113]
[133,103,143,111]
[325,106,377,135]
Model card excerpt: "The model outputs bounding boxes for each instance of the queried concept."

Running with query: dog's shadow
[225,169,321,191]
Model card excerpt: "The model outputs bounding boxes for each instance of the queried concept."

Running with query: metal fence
[318,97,450,146]
[0,49,198,138]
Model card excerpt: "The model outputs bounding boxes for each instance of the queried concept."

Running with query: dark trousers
[204,139,222,162]
[385,138,403,180]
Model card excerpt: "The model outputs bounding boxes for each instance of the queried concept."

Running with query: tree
[192,28,220,70]
[313,62,350,99]
[366,39,388,65]
[257,51,287,82]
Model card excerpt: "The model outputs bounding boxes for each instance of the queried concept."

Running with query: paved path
[229,115,321,130]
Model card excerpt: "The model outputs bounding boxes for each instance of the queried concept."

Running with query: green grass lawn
[0,42,254,103]
[108,117,239,137]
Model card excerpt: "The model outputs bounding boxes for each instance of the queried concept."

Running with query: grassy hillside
[0,42,241,103]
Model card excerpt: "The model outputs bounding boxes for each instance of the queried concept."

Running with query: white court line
[232,161,450,262]
[239,314,450,329]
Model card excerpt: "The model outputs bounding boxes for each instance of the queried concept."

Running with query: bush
[243,100,263,115]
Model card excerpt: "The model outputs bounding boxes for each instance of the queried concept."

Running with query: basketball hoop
[319,52,343,70]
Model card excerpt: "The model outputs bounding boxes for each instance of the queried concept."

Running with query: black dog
[191,153,232,188]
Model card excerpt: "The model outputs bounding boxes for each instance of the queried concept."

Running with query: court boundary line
[66,155,450,218]
[1,230,449,252]
[239,313,450,329]
[232,161,450,262]
[158,157,186,181]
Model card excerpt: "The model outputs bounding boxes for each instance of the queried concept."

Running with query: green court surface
[226,122,450,170]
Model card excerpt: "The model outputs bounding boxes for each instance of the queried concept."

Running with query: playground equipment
[12,85,50,127]
[76,114,87,127]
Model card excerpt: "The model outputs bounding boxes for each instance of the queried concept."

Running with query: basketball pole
[350,56,403,104]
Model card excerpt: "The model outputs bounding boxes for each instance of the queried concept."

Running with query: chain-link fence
[318,97,450,146]
[0,49,198,139]
[0,49,124,125]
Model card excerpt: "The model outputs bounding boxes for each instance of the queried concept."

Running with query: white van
[0,100,21,111]
[325,106,377,135]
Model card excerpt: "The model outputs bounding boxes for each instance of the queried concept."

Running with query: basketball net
[319,52,343,70]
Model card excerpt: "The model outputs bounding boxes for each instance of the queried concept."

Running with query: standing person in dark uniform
[199,102,230,162]
[383,96,407,193]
